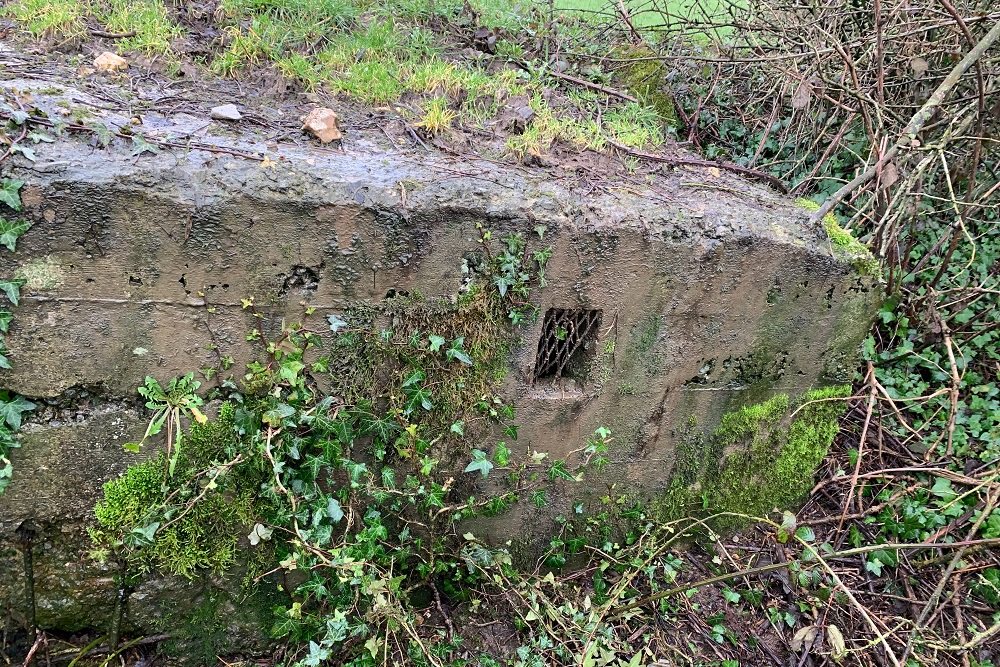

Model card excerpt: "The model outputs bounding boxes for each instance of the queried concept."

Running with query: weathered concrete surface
[0,77,879,643]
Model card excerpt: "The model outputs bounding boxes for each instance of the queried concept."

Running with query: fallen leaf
[880,161,900,190]
[790,624,819,653]
[791,78,813,110]
[827,624,847,662]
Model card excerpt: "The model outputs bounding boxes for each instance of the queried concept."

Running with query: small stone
[93,51,127,73]
[301,107,343,143]
[210,104,242,121]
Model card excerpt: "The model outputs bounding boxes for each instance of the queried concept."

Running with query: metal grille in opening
[533,308,603,382]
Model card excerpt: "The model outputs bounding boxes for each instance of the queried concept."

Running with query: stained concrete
[0,77,879,644]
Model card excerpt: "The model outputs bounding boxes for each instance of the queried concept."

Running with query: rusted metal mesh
[533,308,602,381]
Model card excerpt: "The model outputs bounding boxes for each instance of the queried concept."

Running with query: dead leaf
[910,57,929,78]
[790,624,819,653]
[301,107,343,143]
[791,78,813,110]
[260,155,277,169]
[94,51,127,73]
[827,624,847,663]
[880,161,899,190]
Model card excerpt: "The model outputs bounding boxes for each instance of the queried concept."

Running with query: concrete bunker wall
[0,150,878,642]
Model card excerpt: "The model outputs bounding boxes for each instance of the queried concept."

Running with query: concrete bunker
[0,80,880,649]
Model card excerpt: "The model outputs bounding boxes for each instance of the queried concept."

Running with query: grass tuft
[4,0,87,38]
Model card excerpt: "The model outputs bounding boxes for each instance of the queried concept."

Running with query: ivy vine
[0,176,36,494]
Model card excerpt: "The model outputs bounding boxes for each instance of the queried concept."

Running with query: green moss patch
[89,404,273,579]
[798,199,881,278]
[656,385,851,526]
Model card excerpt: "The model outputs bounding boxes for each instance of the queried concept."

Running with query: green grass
[556,0,735,28]
[2,0,87,38]
[100,0,182,54]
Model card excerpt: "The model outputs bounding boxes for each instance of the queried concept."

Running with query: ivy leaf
[0,311,12,333]
[130,135,160,157]
[548,459,576,481]
[428,334,446,352]
[0,105,28,125]
[327,313,348,333]
[0,180,23,211]
[450,420,465,436]
[447,346,473,366]
[401,369,425,389]
[248,523,273,546]
[0,395,35,430]
[0,279,24,306]
[27,130,55,143]
[776,510,797,544]
[464,449,493,478]
[129,521,160,546]
[326,497,344,523]
[12,145,36,162]
[278,359,305,385]
[404,386,433,415]
[0,351,9,370]
[262,403,296,426]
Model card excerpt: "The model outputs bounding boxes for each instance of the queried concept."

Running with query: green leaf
[0,218,31,251]
[27,130,55,143]
[447,346,473,366]
[548,459,575,481]
[0,395,35,430]
[930,476,957,501]
[450,420,465,436]
[129,521,160,545]
[493,441,511,467]
[0,311,12,333]
[12,145,36,162]
[401,369,425,388]
[130,135,160,157]
[0,351,9,370]
[262,403,296,426]
[464,449,493,478]
[326,497,344,523]
[327,313,348,333]
[777,510,797,544]
[0,279,24,306]
[795,526,815,543]
[722,589,741,604]
[428,334,446,352]
[278,359,305,385]
[0,180,23,211]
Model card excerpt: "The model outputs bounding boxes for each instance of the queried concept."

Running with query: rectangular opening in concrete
[533,308,603,383]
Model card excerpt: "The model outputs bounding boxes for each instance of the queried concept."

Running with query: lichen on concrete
[15,256,64,290]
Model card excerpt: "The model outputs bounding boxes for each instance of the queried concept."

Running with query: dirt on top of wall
[0,53,826,255]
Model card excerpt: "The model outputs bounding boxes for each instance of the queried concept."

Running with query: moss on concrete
[89,404,271,579]
[797,199,881,278]
[655,385,850,526]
